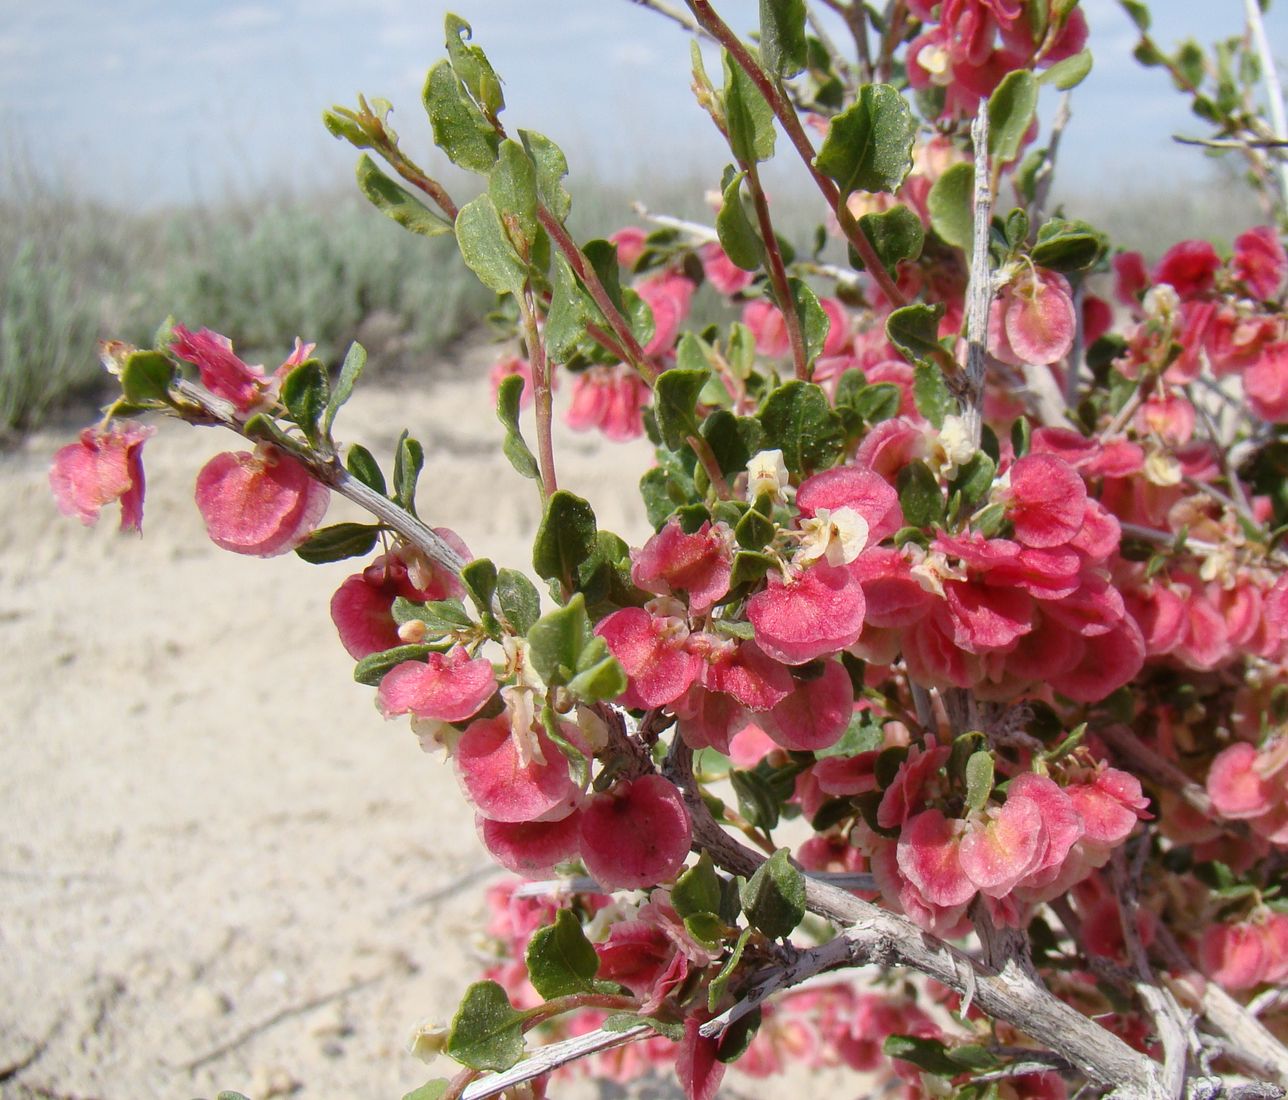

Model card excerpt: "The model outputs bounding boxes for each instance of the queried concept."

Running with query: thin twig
[1243,0,1288,211]
[624,0,705,36]
[458,1024,652,1100]
[963,100,995,448]
[1031,93,1072,225]
[685,0,910,308]
[743,159,809,379]
[518,286,557,497]
[700,931,863,1038]
[1112,848,1191,1099]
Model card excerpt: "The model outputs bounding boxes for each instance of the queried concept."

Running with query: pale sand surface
[0,342,858,1099]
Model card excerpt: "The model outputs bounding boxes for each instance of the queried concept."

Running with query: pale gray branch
[1243,0,1288,208]
[458,1024,652,1100]
[963,100,995,448]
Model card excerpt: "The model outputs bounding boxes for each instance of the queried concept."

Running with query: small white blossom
[906,544,964,598]
[1144,283,1181,322]
[796,506,871,567]
[746,448,790,504]
[930,414,977,481]
[1143,447,1182,487]
[410,715,461,756]
[407,1018,450,1064]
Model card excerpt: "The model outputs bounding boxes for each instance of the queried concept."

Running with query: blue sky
[1,0,1284,207]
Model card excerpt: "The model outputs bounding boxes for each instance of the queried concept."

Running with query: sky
[1,0,1285,208]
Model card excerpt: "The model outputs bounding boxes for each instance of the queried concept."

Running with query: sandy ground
[0,339,694,1100]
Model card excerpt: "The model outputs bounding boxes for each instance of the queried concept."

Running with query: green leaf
[730,767,781,831]
[323,342,367,437]
[723,51,776,165]
[455,193,529,297]
[654,367,711,451]
[294,522,381,565]
[760,0,808,77]
[788,278,830,368]
[393,431,425,515]
[1120,0,1150,31]
[525,910,599,999]
[533,491,597,593]
[964,750,994,813]
[355,154,453,237]
[885,303,945,369]
[566,637,627,702]
[734,506,776,550]
[120,350,174,404]
[322,106,371,148]
[856,204,924,276]
[489,139,540,257]
[815,84,915,195]
[852,381,902,424]
[392,596,474,633]
[883,1034,961,1077]
[950,451,997,508]
[740,848,806,940]
[443,14,505,117]
[280,359,329,443]
[423,59,500,173]
[495,373,540,481]
[545,255,600,364]
[528,593,592,687]
[912,363,957,429]
[402,1082,450,1100]
[518,129,571,223]
[988,70,1039,165]
[446,981,525,1072]
[716,168,765,271]
[1040,48,1093,90]
[897,460,945,527]
[461,558,498,616]
[730,549,776,589]
[353,644,440,687]
[815,713,885,758]
[346,443,386,495]
[702,409,763,478]
[756,380,844,475]
[708,928,752,1012]
[496,568,541,634]
[673,851,723,918]
[602,1013,684,1042]
[1032,217,1108,273]
[927,162,974,251]
[714,1007,761,1064]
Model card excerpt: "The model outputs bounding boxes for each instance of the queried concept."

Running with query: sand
[0,340,691,1100]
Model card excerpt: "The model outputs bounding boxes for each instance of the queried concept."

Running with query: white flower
[930,414,977,481]
[407,1018,450,1063]
[746,448,789,504]
[1143,447,1182,487]
[796,506,871,567]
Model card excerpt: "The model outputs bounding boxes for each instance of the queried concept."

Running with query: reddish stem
[743,158,810,380]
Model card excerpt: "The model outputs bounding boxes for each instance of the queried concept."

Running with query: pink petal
[377,647,496,721]
[194,447,329,557]
[477,811,583,876]
[763,659,854,752]
[747,561,867,666]
[578,775,692,890]
[456,716,580,824]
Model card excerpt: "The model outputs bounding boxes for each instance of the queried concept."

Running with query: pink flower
[743,298,791,357]
[329,541,470,659]
[565,365,649,441]
[636,272,695,358]
[489,355,535,410]
[762,659,855,752]
[193,445,329,557]
[631,519,733,614]
[50,423,154,533]
[477,812,583,877]
[171,325,268,412]
[1233,226,1287,300]
[376,646,496,722]
[1002,453,1087,548]
[988,269,1076,367]
[1154,239,1222,299]
[578,774,692,890]
[610,226,648,269]
[700,242,755,296]
[747,561,867,665]
[455,714,582,824]
[1244,343,1288,422]
[595,603,701,709]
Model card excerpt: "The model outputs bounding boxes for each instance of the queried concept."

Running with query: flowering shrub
[49,2,1288,1098]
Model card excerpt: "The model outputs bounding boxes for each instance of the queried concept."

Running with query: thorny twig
[963,100,995,448]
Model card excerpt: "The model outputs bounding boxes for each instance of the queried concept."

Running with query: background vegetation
[0,148,1263,437]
